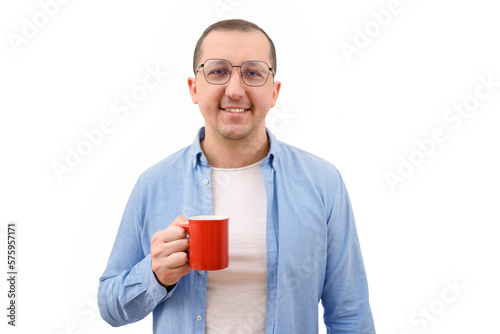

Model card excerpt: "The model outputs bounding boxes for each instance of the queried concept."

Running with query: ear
[187,77,198,104]
[271,81,281,108]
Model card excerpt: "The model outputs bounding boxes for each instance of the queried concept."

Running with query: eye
[208,68,230,76]
[243,69,263,78]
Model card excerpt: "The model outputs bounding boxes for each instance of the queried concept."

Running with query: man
[98,19,375,333]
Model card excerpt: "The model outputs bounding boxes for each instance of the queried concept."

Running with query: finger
[176,263,191,278]
[163,238,189,257]
[151,236,189,260]
[166,226,188,242]
[152,251,188,273]
[165,251,190,269]
[170,215,188,228]
[152,226,187,244]
[158,216,189,243]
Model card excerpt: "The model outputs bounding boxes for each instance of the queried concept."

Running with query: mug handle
[178,223,190,235]
[177,223,190,260]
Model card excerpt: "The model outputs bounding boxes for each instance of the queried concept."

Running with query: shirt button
[200,156,204,162]
[196,315,203,321]
[203,179,209,185]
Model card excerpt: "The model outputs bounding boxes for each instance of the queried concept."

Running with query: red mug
[179,215,229,270]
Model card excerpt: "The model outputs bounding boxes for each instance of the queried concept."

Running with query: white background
[1,0,499,333]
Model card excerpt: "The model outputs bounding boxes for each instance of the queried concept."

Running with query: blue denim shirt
[98,127,375,333]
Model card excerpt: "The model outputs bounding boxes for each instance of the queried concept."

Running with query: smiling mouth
[221,108,250,113]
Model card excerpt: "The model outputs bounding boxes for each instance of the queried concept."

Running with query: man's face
[188,30,281,142]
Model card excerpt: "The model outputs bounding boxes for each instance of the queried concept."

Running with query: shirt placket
[260,159,278,333]
[192,160,212,333]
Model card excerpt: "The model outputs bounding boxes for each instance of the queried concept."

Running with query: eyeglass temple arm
[194,64,204,74]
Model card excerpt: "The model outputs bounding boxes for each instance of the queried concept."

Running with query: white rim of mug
[189,215,229,220]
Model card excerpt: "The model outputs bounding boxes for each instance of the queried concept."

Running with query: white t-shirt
[206,159,267,333]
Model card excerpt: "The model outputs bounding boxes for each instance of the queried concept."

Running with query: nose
[224,68,246,99]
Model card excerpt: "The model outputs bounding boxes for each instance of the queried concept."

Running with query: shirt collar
[189,127,280,170]
[189,127,206,169]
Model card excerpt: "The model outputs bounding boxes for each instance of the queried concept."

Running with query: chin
[218,125,254,141]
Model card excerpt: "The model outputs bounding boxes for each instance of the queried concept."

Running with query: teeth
[225,108,246,112]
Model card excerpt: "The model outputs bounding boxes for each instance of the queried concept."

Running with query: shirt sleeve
[97,177,174,327]
[321,169,376,333]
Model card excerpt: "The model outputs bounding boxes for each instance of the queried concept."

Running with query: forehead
[200,30,271,65]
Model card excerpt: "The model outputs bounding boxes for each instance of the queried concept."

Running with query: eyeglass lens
[203,59,270,86]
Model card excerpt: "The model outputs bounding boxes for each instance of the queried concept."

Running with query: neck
[201,128,270,168]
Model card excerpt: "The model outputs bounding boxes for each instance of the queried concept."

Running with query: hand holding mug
[151,215,230,289]
[151,215,191,288]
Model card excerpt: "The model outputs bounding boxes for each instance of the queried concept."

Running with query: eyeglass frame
[194,58,276,87]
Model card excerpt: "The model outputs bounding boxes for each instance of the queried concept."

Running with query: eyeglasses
[195,58,275,87]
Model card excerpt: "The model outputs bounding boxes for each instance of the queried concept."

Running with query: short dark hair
[193,19,277,74]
